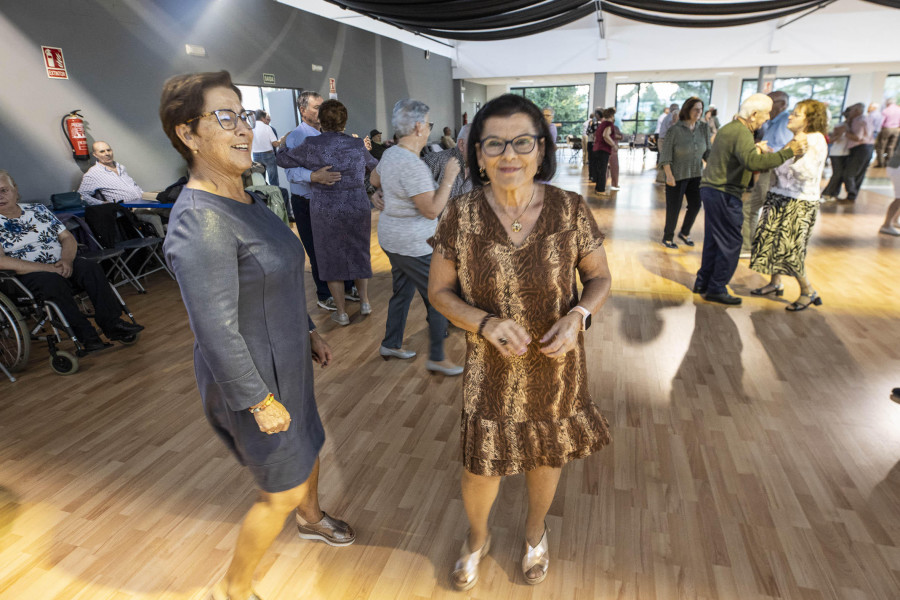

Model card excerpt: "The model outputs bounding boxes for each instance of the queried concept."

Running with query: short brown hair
[679,97,704,122]
[601,107,616,119]
[159,70,241,166]
[318,100,347,132]
[795,99,828,135]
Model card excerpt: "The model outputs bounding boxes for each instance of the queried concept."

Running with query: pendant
[512,220,522,233]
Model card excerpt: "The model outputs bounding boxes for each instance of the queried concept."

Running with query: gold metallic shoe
[296,510,356,546]
[450,533,491,591]
[522,525,549,585]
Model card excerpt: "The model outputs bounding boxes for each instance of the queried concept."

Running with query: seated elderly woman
[0,169,143,351]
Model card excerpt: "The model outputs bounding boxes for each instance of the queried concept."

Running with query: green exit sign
[263,73,275,85]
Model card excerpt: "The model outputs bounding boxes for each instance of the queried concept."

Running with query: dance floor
[2,154,899,599]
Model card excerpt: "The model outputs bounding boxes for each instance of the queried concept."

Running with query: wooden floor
[2,153,900,600]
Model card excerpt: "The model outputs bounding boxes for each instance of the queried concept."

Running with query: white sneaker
[739,251,752,259]
[609,186,620,191]
[330,312,350,326]
[879,225,900,236]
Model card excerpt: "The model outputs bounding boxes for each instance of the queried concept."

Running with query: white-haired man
[741,90,791,257]
[422,123,472,199]
[693,94,807,305]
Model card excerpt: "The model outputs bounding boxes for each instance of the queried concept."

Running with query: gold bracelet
[249,394,274,413]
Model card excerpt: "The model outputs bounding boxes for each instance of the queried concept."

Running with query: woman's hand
[539,313,582,358]
[310,330,333,367]
[254,399,291,435]
[665,173,676,187]
[482,318,530,357]
[443,157,461,181]
[370,189,385,211]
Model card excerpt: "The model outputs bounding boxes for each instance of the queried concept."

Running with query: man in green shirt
[694,94,807,305]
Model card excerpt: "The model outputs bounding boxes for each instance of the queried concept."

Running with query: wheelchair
[0,270,141,378]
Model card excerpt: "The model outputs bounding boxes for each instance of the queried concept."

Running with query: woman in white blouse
[749,99,828,311]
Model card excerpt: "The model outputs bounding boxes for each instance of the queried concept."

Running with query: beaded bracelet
[249,393,275,414]
[477,313,498,337]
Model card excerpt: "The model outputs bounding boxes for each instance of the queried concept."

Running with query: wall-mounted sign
[263,73,276,85]
[329,78,337,99]
[41,46,67,79]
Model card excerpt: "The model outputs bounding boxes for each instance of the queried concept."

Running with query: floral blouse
[0,203,65,263]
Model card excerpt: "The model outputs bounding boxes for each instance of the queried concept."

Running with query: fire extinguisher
[61,110,89,161]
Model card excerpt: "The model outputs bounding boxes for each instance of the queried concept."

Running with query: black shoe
[662,239,677,249]
[678,233,695,246]
[891,388,900,404]
[785,292,822,312]
[692,281,707,294]
[104,320,144,341]
[703,292,742,305]
[83,338,113,352]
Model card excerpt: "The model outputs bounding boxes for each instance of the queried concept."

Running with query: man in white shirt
[77,141,165,235]
[251,110,283,186]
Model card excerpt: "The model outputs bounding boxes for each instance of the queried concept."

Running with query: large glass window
[614,81,713,137]
[510,85,590,141]
[739,76,849,126]
[884,74,900,104]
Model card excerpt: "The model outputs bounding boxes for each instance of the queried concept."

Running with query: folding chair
[83,203,174,293]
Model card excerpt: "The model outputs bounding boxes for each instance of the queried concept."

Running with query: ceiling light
[518,79,534,83]
[614,75,629,79]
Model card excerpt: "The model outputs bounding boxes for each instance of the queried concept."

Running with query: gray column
[452,79,463,134]
[593,73,608,110]
[758,66,777,94]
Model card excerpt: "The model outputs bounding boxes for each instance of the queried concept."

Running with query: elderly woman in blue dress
[160,70,354,600]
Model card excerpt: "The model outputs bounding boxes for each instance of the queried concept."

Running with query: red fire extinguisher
[61,110,89,161]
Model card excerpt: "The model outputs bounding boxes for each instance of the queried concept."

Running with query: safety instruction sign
[42,46,68,79]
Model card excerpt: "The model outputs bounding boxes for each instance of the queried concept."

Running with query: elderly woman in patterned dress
[429,93,612,591]
[749,99,828,311]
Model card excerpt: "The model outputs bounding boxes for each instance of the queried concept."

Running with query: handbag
[50,192,83,210]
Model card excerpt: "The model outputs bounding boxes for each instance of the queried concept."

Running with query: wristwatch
[568,305,591,330]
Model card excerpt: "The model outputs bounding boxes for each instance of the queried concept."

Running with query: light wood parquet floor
[2,153,900,600]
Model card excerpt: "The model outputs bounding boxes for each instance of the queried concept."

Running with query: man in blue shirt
[741,91,790,257]
[278,91,355,311]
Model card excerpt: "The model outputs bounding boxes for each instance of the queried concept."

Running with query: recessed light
[518,79,534,83]
[614,75,629,79]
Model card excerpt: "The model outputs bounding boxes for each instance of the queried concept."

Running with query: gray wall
[462,80,487,122]
[0,0,453,201]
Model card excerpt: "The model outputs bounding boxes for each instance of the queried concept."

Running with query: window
[614,81,713,137]
[884,74,900,104]
[739,76,849,126]
[510,85,590,142]
[236,84,302,135]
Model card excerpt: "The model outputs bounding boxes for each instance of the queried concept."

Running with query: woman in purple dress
[278,100,378,325]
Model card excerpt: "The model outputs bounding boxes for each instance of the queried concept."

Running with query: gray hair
[738,94,773,119]
[392,99,429,137]
[297,91,322,111]
[0,169,19,200]
[543,106,554,114]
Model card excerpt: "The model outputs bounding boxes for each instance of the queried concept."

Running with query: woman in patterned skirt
[749,99,828,311]
[428,94,612,590]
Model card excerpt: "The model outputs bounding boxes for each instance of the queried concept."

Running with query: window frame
[614,79,714,138]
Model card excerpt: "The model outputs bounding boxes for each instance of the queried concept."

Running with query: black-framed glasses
[427,122,434,130]
[184,109,255,130]
[479,134,538,157]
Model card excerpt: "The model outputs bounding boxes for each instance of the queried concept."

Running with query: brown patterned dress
[430,185,611,476]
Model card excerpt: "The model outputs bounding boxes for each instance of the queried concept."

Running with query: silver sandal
[450,533,491,591]
[522,525,549,585]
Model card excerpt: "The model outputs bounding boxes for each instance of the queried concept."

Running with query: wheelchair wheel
[0,293,30,372]
[50,351,79,376]
[117,331,140,346]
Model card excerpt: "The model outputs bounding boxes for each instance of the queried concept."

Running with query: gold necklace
[502,186,536,233]
[397,143,418,154]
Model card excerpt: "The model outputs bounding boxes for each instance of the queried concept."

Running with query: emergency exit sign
[263,73,276,85]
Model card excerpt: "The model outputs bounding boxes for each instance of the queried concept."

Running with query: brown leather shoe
[296,511,356,546]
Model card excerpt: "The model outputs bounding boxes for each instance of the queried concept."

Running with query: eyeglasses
[184,109,256,130]
[479,134,538,157]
